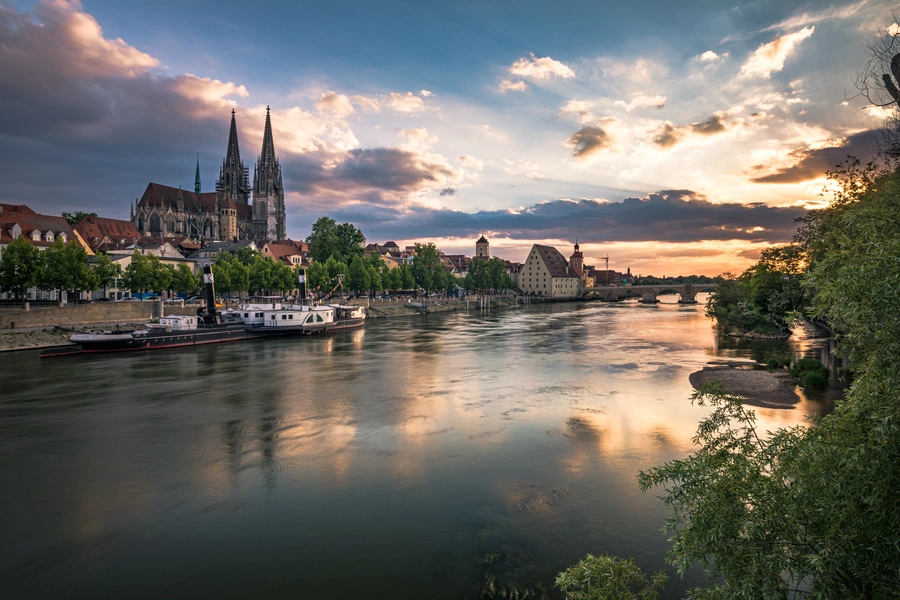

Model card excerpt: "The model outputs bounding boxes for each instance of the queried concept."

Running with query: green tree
[248,255,275,295]
[232,246,260,266]
[306,217,340,263]
[40,239,99,304]
[92,252,121,299]
[398,263,415,290]
[335,222,365,262]
[61,211,96,226]
[171,264,199,297]
[381,266,400,291]
[412,242,444,292]
[270,260,295,295]
[346,255,370,295]
[367,265,382,296]
[122,251,153,297]
[556,554,666,600]
[307,260,330,293]
[150,259,172,295]
[0,235,43,306]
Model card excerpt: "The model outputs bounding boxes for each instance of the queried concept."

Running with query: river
[0,296,838,599]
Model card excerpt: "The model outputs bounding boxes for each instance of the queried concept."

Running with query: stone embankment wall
[0,301,161,329]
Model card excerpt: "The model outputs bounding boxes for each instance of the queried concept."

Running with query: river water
[0,296,837,599]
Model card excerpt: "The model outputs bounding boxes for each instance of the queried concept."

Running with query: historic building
[520,243,581,297]
[132,108,287,243]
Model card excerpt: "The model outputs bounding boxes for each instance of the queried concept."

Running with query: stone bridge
[581,283,716,304]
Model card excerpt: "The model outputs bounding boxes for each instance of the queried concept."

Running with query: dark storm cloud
[750,129,882,183]
[293,190,807,244]
[281,148,459,205]
[568,126,612,159]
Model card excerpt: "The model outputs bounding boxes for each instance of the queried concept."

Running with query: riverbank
[0,328,74,352]
[689,365,800,408]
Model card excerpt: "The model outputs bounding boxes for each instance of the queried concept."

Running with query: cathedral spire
[260,106,276,167]
[194,154,201,195]
[225,109,241,167]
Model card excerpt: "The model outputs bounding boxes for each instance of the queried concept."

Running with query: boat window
[270,315,276,320]
[316,314,323,322]
[281,314,287,320]
[288,314,293,320]
[306,315,315,324]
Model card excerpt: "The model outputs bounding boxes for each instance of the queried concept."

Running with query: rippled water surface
[0,298,834,599]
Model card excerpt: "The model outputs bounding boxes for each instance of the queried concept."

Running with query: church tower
[475,232,489,259]
[194,155,201,195]
[252,106,286,242]
[569,241,583,277]
[216,109,250,205]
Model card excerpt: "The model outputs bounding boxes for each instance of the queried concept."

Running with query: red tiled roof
[0,209,76,247]
[74,215,141,249]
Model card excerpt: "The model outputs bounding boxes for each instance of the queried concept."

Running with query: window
[316,314,324,322]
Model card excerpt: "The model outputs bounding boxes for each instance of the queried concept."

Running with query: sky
[0,0,895,275]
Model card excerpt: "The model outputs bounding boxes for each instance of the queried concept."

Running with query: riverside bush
[789,357,830,389]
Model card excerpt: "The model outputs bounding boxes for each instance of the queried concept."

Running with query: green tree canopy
[0,235,44,304]
[92,252,121,297]
[306,217,365,264]
[171,264,199,296]
[39,239,99,303]
[346,255,370,295]
[61,211,96,226]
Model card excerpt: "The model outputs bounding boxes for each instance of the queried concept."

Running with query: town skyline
[0,0,894,275]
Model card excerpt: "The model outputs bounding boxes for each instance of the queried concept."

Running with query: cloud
[456,155,484,170]
[568,126,612,159]
[399,127,438,150]
[283,147,464,207]
[419,89,433,97]
[509,53,575,80]
[740,27,814,79]
[652,114,729,147]
[613,94,666,111]
[749,129,881,184]
[351,94,381,112]
[387,91,427,113]
[316,91,355,118]
[560,99,595,122]
[439,188,456,196]
[525,172,545,180]
[309,190,807,245]
[498,79,527,92]
[762,2,866,32]
[699,51,720,62]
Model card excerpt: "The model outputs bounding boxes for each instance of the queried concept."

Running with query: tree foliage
[0,235,44,301]
[61,211,96,226]
[306,217,364,264]
[39,238,99,302]
[556,554,666,600]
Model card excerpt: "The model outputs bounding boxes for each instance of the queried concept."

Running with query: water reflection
[0,299,832,599]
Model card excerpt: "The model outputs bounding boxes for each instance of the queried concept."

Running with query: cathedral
[131,108,286,243]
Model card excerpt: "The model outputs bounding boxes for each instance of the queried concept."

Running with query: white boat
[238,297,366,336]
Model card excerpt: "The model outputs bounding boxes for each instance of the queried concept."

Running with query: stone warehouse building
[131,108,286,243]
[520,243,581,298]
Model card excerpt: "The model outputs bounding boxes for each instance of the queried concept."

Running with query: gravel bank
[0,329,75,352]
[689,366,800,409]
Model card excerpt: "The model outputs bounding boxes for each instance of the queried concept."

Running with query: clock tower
[569,241,583,277]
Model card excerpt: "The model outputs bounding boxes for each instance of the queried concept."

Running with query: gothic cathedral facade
[132,108,286,243]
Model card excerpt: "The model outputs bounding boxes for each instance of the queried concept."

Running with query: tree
[270,260,295,295]
[248,255,275,295]
[367,265,382,296]
[334,222,364,262]
[556,554,666,600]
[398,264,415,290]
[93,252,121,299]
[306,217,340,263]
[40,239,99,304]
[589,166,900,600]
[171,264,199,297]
[412,242,444,292]
[381,266,400,291]
[0,235,43,306]
[122,251,153,297]
[346,255,370,295]
[61,211,96,226]
[307,260,330,293]
[150,259,172,295]
[852,17,900,152]
[306,217,365,264]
